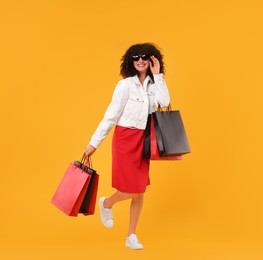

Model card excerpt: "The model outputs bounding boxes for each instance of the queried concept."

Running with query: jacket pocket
[122,95,144,121]
[147,90,155,96]
[129,95,144,102]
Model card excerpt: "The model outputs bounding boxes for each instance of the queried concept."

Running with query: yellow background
[1,0,262,259]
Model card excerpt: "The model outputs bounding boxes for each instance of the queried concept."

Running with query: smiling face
[132,54,150,75]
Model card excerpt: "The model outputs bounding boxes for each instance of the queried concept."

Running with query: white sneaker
[126,234,143,250]
[99,197,113,228]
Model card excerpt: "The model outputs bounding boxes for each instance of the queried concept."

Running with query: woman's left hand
[149,55,160,74]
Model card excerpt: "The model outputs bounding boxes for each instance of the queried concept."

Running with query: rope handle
[157,103,172,112]
[80,153,92,169]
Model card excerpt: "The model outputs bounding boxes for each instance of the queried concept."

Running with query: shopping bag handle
[80,153,92,169]
[157,103,172,112]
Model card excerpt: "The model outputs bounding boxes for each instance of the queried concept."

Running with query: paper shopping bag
[150,114,182,160]
[51,162,92,216]
[51,155,99,216]
[74,160,99,215]
[153,108,191,156]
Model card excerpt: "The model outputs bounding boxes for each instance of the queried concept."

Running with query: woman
[85,43,170,250]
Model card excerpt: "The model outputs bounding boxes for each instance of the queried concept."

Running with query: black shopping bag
[73,157,99,215]
[153,108,191,156]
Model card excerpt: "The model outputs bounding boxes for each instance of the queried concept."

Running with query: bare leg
[104,191,139,208]
[128,194,144,235]
[103,191,144,236]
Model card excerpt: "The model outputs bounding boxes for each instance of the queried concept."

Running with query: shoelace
[104,208,113,220]
[130,237,141,246]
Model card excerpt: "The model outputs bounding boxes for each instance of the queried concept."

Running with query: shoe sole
[126,243,143,250]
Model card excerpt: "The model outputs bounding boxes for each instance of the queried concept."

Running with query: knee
[132,193,144,200]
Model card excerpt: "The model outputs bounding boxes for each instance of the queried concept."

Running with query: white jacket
[89,73,170,148]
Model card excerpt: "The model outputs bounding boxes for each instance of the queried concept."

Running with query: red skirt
[112,125,150,193]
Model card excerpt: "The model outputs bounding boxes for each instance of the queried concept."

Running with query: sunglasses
[132,54,149,61]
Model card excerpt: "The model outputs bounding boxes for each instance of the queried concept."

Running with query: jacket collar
[133,74,153,86]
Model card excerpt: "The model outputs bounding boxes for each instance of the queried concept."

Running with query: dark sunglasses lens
[132,55,140,61]
[132,55,149,61]
[141,55,149,60]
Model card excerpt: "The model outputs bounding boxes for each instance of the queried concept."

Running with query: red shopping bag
[150,116,182,160]
[51,156,99,216]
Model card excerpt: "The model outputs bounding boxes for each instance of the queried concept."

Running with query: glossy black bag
[152,106,191,156]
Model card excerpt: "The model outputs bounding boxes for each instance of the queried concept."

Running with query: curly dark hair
[120,43,165,81]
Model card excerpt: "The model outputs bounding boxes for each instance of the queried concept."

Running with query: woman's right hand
[85,144,96,157]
